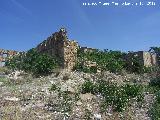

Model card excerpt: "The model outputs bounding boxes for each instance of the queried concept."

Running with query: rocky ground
[0,69,155,120]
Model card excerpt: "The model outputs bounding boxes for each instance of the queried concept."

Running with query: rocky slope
[0,69,155,120]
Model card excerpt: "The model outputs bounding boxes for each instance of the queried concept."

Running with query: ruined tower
[36,28,78,70]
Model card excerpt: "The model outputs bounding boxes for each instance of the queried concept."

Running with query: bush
[75,49,126,73]
[5,54,24,71]
[113,91,129,112]
[6,48,58,76]
[150,76,160,88]
[81,80,144,112]
[123,84,143,98]
[50,84,58,91]
[81,80,96,94]
[76,48,155,74]
[32,54,57,76]
[156,91,160,104]
[147,74,160,94]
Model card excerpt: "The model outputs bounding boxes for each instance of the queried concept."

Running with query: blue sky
[0,0,160,52]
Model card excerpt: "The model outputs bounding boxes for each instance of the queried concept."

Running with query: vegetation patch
[81,80,144,112]
[5,48,59,77]
[75,48,151,74]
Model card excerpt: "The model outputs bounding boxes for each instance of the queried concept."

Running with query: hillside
[0,67,159,120]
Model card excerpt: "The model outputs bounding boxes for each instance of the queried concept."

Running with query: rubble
[0,69,155,120]
[4,96,19,101]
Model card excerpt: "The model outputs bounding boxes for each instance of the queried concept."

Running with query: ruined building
[80,47,97,53]
[36,28,78,70]
[0,28,159,70]
[139,51,158,67]
[126,51,158,67]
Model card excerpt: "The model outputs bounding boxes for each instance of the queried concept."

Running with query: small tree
[6,48,58,76]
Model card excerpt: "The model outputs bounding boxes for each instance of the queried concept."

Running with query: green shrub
[123,84,143,98]
[6,48,58,76]
[145,85,160,94]
[96,80,109,95]
[50,84,59,91]
[32,54,57,76]
[81,80,96,94]
[76,48,149,74]
[113,92,129,112]
[5,54,24,71]
[150,77,160,88]
[75,49,126,73]
[59,92,73,112]
[81,80,144,112]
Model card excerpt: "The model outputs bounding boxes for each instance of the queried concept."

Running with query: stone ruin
[0,28,159,70]
[80,47,97,53]
[0,49,20,66]
[36,28,78,70]
[126,51,158,67]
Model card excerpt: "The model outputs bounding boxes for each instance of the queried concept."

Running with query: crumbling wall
[126,51,158,67]
[80,47,97,53]
[151,53,157,66]
[36,28,78,70]
[63,40,78,70]
[142,51,157,67]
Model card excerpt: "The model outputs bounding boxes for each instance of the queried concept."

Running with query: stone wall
[126,51,158,67]
[0,28,159,70]
[80,47,97,53]
[36,28,78,70]
[142,51,157,67]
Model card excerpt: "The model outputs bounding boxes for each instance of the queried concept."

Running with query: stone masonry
[36,28,78,70]
[0,28,159,70]
[142,51,157,67]
[126,51,158,67]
